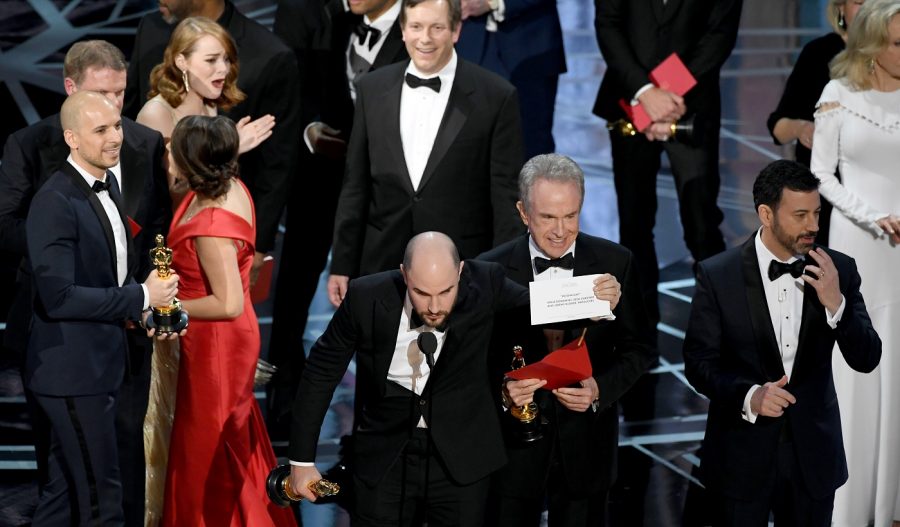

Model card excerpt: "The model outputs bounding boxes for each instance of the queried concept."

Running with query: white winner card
[529,274,614,325]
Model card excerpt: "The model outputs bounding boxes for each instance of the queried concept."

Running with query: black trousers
[609,125,726,325]
[711,442,834,527]
[32,392,124,527]
[353,429,490,527]
[511,73,559,159]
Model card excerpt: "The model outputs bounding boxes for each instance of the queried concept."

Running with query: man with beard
[683,160,881,525]
[287,231,617,524]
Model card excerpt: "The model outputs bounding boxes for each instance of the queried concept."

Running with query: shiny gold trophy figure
[148,235,188,333]
[508,345,544,443]
[266,465,341,507]
[606,114,699,145]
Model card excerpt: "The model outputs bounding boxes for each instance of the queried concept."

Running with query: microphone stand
[417,332,437,525]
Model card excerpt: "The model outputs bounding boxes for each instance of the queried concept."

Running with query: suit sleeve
[274,0,320,129]
[241,49,302,253]
[593,251,658,410]
[833,257,882,373]
[329,82,372,277]
[137,131,172,281]
[26,190,144,322]
[490,88,525,246]
[683,0,742,82]
[289,282,361,461]
[124,17,149,120]
[0,133,32,255]
[683,263,756,411]
[594,0,651,99]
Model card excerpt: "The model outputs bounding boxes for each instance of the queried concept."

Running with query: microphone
[417,332,437,370]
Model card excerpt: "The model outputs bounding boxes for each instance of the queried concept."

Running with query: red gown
[161,181,296,526]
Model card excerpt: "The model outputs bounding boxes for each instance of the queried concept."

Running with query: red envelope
[505,337,592,390]
[250,255,275,304]
[649,53,697,96]
[618,99,652,132]
[127,216,142,237]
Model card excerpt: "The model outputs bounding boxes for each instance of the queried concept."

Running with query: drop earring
[838,12,846,30]
[181,69,191,93]
[868,58,876,74]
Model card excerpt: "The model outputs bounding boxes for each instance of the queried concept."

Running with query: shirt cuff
[741,384,761,424]
[486,0,504,31]
[825,295,846,328]
[289,460,316,467]
[631,83,655,105]
[303,122,317,154]
[141,284,149,311]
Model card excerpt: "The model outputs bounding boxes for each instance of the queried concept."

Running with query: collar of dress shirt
[68,154,108,189]
[405,50,457,95]
[528,235,576,271]
[754,227,802,282]
[365,0,401,30]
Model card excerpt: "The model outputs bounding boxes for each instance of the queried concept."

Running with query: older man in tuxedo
[265,0,410,439]
[683,160,881,525]
[25,91,178,526]
[0,40,169,525]
[326,0,524,308]
[478,154,657,526]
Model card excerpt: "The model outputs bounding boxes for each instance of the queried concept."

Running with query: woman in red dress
[160,115,296,526]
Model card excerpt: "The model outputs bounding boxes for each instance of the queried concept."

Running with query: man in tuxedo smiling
[327,0,524,307]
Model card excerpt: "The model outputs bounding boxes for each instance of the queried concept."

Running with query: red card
[250,255,275,304]
[649,53,697,96]
[127,216,142,237]
[505,337,592,390]
[618,99,652,132]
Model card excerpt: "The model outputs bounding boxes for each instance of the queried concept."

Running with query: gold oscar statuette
[266,465,340,507]
[148,235,188,333]
[507,345,544,443]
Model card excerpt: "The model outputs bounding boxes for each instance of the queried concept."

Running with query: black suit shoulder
[122,117,163,144]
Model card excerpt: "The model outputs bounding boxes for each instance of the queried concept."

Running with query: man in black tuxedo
[683,160,881,525]
[326,0,524,308]
[25,91,178,526]
[478,154,657,526]
[126,0,301,278]
[0,40,169,525]
[593,0,742,325]
[265,0,409,439]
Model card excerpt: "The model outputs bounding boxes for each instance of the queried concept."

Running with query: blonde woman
[812,0,900,524]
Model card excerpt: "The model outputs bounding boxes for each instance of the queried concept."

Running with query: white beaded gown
[812,78,900,527]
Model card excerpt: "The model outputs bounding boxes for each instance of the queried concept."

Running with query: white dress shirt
[528,236,575,282]
[741,228,845,423]
[69,157,148,308]
[400,51,457,191]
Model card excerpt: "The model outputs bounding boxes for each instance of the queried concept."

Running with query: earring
[868,58,876,74]
[837,12,846,30]
[181,69,190,93]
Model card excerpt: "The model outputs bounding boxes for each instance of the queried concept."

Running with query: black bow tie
[353,22,382,50]
[534,253,575,274]
[92,179,111,193]
[768,258,806,281]
[405,73,441,92]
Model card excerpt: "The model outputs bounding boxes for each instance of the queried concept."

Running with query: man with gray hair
[0,40,169,525]
[478,153,657,526]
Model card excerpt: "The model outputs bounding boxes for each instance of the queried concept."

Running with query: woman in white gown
[811,1,900,525]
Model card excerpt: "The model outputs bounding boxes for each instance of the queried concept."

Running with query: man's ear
[515,201,528,226]
[758,204,774,228]
[63,77,78,96]
[63,129,78,150]
[400,263,408,284]
[458,260,464,277]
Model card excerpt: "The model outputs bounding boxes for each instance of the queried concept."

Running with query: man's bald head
[61,90,117,132]
[401,232,462,329]
[402,231,460,271]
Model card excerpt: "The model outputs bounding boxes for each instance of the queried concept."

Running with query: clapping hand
[875,214,900,244]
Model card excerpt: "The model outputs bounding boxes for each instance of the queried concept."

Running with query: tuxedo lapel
[417,61,473,193]
[508,236,535,287]
[373,273,407,394]
[371,21,405,70]
[573,234,601,277]
[107,173,137,282]
[119,122,144,218]
[374,67,415,194]
[649,0,666,24]
[791,281,825,383]
[659,0,685,25]
[740,237,786,379]
[64,163,118,275]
